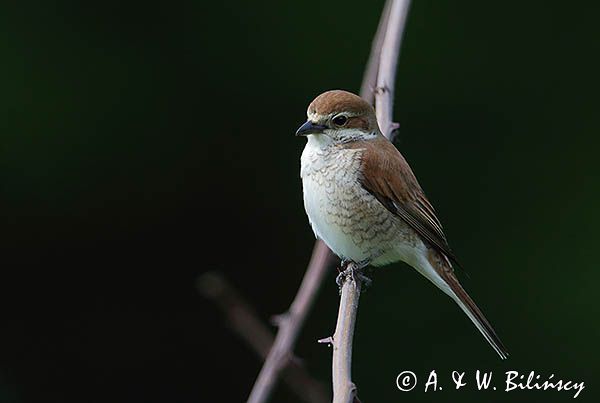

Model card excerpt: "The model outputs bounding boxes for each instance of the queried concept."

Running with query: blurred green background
[1,0,599,402]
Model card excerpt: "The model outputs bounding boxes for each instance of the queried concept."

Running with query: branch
[359,0,393,104]
[198,272,329,403]
[247,1,411,401]
[376,0,411,138]
[247,241,333,403]
[331,1,411,402]
[330,264,362,403]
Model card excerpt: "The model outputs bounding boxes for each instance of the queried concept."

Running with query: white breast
[300,136,372,262]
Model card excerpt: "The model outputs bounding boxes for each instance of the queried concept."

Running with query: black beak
[295,121,327,136]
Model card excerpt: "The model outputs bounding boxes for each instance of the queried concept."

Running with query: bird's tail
[415,253,509,360]
[443,272,509,360]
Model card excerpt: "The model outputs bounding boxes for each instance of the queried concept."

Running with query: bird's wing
[347,137,460,266]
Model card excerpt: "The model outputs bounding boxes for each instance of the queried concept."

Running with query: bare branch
[331,264,362,403]
[198,271,329,403]
[247,241,333,403]
[376,0,411,138]
[332,1,412,401]
[360,0,393,104]
[247,1,411,401]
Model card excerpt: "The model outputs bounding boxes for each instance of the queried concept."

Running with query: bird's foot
[337,259,352,273]
[336,260,372,292]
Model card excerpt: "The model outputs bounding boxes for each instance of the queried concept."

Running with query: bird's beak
[295,121,327,136]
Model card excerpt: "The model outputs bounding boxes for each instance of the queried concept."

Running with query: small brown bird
[297,90,508,359]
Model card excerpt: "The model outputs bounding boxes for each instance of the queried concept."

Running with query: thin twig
[376,0,411,137]
[247,241,333,403]
[198,271,329,403]
[331,264,362,403]
[360,0,393,104]
[331,1,412,401]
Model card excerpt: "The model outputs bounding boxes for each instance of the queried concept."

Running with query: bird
[296,89,508,359]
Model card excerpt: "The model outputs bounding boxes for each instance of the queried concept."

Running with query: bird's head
[296,90,380,145]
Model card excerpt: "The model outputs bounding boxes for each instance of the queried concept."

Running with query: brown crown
[308,90,374,117]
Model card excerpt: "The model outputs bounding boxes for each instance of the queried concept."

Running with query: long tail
[415,254,509,360]
[443,272,509,360]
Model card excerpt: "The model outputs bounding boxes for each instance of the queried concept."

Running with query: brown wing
[347,137,460,266]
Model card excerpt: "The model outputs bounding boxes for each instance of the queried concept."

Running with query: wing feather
[346,137,460,266]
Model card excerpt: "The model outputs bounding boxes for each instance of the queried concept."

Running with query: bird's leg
[335,259,351,288]
[335,268,347,288]
[338,259,352,273]
[352,259,373,289]
[336,259,372,291]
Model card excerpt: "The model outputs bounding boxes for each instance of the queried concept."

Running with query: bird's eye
[332,115,348,126]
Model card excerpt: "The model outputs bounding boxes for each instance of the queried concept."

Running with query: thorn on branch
[318,336,334,345]
[374,85,389,95]
[270,313,289,327]
[389,121,401,143]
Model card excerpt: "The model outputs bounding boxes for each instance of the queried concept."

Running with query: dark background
[1,1,599,402]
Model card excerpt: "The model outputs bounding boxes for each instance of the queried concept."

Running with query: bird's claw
[338,259,351,273]
[336,260,372,292]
